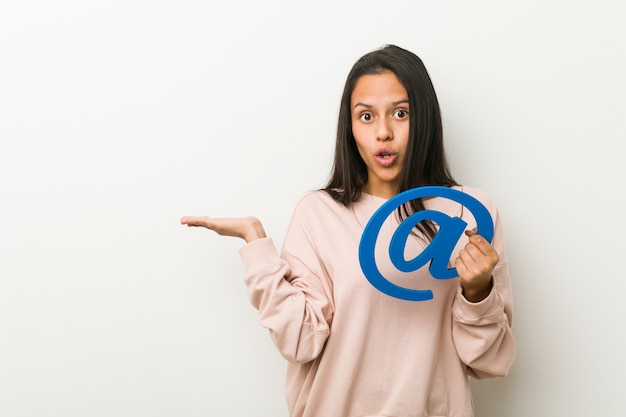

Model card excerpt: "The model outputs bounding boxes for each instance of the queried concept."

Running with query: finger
[458,242,498,277]
[464,227,478,237]
[457,247,482,275]
[467,234,496,254]
[456,255,485,288]
[181,216,201,225]
[180,216,212,228]
[461,243,483,264]
[455,255,484,284]
[455,256,469,279]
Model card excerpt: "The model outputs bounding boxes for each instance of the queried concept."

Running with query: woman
[182,44,515,417]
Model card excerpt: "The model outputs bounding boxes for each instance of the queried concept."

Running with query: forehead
[351,71,408,104]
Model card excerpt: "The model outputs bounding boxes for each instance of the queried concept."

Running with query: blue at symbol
[358,186,494,302]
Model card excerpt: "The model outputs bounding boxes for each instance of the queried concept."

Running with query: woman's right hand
[180,216,267,243]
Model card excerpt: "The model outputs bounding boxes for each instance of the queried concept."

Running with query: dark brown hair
[323,44,458,239]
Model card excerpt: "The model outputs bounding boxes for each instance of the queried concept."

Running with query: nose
[376,118,393,142]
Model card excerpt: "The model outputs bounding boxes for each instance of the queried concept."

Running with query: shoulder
[458,185,499,216]
[458,185,495,204]
[286,190,351,231]
[283,190,352,245]
[293,190,345,214]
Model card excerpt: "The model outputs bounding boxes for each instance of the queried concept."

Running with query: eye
[394,109,409,119]
[359,113,373,122]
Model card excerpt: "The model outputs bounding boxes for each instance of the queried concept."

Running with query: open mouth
[375,150,397,167]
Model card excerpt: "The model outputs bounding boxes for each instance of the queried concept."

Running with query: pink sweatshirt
[239,186,515,417]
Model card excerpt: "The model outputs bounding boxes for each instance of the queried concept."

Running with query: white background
[1,1,625,416]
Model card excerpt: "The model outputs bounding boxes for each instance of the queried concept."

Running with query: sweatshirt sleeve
[239,200,335,365]
[451,205,516,379]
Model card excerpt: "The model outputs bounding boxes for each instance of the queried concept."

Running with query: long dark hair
[324,44,458,240]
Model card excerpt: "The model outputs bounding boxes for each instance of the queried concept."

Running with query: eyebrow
[353,99,409,110]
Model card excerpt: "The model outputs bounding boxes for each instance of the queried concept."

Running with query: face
[351,71,410,199]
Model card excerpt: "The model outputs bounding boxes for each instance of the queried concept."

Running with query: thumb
[464,227,478,237]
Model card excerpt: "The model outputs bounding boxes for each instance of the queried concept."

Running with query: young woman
[181,44,515,417]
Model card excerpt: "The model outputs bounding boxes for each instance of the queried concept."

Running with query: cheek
[351,136,369,164]
[351,120,361,139]
[353,140,368,161]
[396,124,410,150]
[351,125,364,147]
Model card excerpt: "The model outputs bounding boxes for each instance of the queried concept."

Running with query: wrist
[243,218,266,243]
[461,277,493,303]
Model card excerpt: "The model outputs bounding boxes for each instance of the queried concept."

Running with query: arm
[240,238,333,364]
[451,211,516,379]
[180,216,266,243]
[181,207,334,364]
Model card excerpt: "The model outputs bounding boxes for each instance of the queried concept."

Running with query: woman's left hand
[455,229,499,303]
